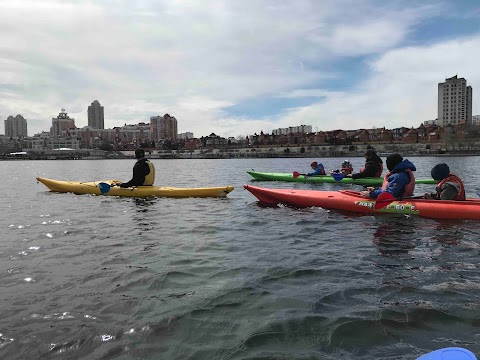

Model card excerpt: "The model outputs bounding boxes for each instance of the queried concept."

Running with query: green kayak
[247,171,437,185]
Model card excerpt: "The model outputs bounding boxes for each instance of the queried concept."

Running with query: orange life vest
[436,174,465,200]
[381,168,415,197]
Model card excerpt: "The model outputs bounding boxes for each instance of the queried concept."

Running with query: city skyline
[1,1,480,138]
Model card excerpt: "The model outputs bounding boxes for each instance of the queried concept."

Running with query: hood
[391,159,416,172]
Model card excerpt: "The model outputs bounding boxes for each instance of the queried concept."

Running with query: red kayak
[244,185,480,220]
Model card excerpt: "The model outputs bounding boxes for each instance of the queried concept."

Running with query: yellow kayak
[37,177,234,198]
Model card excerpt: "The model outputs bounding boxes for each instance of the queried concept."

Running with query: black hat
[135,148,145,159]
[431,163,450,180]
[386,153,403,171]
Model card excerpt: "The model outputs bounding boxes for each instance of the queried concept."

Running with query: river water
[1,156,479,359]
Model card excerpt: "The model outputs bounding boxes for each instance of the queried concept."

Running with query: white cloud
[0,0,463,139]
[279,35,480,132]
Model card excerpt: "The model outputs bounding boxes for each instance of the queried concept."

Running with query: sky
[1,0,480,138]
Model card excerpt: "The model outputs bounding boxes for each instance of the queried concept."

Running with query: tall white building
[438,75,473,126]
[88,100,104,129]
[4,114,28,138]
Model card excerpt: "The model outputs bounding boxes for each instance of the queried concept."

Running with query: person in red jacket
[424,163,465,200]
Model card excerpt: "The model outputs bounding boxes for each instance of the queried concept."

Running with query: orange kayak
[244,184,480,220]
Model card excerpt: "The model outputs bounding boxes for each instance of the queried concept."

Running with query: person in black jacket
[118,149,156,188]
[346,149,383,179]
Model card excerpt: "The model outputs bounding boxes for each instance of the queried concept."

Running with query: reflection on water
[0,158,479,359]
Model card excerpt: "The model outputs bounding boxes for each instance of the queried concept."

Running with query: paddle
[331,173,345,181]
[293,171,334,179]
[374,192,427,211]
[98,182,113,195]
[293,171,306,178]
[415,347,477,360]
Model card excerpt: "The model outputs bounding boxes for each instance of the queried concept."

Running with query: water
[1,156,479,359]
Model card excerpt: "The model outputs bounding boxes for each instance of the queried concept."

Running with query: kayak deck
[247,171,436,185]
[37,177,234,198]
[244,184,480,220]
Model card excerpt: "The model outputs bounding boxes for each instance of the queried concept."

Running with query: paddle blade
[332,173,344,181]
[98,182,112,195]
[293,171,300,179]
[374,192,396,210]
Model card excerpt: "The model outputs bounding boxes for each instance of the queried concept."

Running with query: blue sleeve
[370,173,409,199]
[307,164,324,176]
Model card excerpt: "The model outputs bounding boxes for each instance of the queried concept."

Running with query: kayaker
[117,148,156,188]
[330,160,353,175]
[361,153,416,199]
[307,161,326,176]
[346,149,383,179]
[424,163,465,200]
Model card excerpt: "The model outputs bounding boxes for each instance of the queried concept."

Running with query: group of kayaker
[118,147,466,202]
[307,149,466,201]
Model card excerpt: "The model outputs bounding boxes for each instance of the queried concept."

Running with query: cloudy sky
[1,0,479,138]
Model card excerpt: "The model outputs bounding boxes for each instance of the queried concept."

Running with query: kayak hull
[244,184,480,220]
[37,177,234,198]
[247,171,436,185]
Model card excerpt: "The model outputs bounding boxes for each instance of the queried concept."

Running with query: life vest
[376,164,383,178]
[436,174,465,200]
[143,160,155,185]
[360,162,383,177]
[381,168,415,197]
[341,165,353,175]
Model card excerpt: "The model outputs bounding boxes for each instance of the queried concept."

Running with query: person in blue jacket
[307,161,326,176]
[361,153,416,199]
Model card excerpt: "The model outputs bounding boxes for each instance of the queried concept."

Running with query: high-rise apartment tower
[4,114,28,138]
[88,100,104,129]
[150,114,178,141]
[438,75,473,126]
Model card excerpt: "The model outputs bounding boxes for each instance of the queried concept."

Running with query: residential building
[150,113,178,141]
[178,132,194,140]
[272,125,312,136]
[88,100,104,129]
[51,109,76,138]
[473,115,480,125]
[437,75,473,126]
[4,114,28,138]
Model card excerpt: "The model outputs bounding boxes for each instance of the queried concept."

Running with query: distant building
[150,113,178,141]
[473,115,480,125]
[178,132,194,140]
[4,114,28,138]
[51,109,76,138]
[272,125,312,135]
[437,75,473,126]
[423,119,437,126]
[88,100,104,129]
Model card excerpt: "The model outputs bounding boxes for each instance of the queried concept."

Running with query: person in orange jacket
[424,163,465,200]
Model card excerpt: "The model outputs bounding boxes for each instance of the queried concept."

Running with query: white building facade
[272,125,313,136]
[437,75,473,126]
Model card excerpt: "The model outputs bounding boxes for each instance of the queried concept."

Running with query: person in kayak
[346,149,383,179]
[117,148,156,188]
[307,161,326,176]
[330,160,353,175]
[361,153,416,199]
[424,163,465,200]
